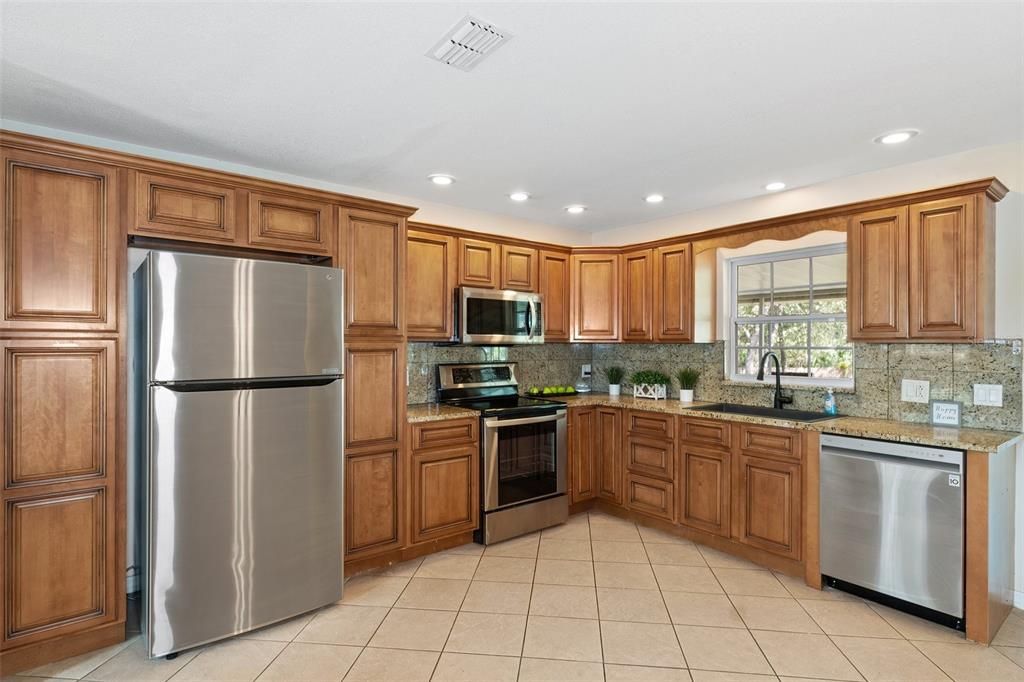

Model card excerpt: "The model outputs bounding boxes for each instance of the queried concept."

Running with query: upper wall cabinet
[406,229,456,341]
[1,148,120,332]
[848,192,994,342]
[539,250,571,342]
[340,209,405,338]
[571,253,620,342]
[248,191,333,255]
[500,244,539,292]
[621,248,653,342]
[133,171,239,244]
[458,237,499,289]
[654,242,693,342]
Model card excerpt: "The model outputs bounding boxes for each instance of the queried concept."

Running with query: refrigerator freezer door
[147,251,343,382]
[146,380,343,657]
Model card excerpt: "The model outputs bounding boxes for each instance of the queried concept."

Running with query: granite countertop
[406,394,1023,452]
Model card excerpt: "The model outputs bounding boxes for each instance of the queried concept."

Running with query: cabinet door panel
[735,454,801,560]
[345,343,403,449]
[909,196,976,339]
[625,473,675,522]
[345,448,402,557]
[679,447,730,537]
[621,249,653,341]
[458,238,498,289]
[539,251,571,342]
[5,488,115,642]
[3,340,115,488]
[848,207,909,340]
[571,254,620,341]
[410,446,478,544]
[570,408,596,503]
[134,172,237,243]
[595,408,622,504]
[625,436,674,481]
[247,191,333,254]
[500,245,538,292]
[1,149,118,331]
[341,209,404,337]
[654,243,693,342]
[406,229,455,341]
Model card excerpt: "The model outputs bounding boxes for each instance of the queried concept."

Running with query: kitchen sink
[687,403,841,423]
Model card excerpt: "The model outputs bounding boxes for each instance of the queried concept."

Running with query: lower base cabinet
[409,445,479,544]
[595,408,623,504]
[733,453,802,560]
[345,447,403,558]
[679,445,730,537]
[625,472,675,522]
[569,408,598,503]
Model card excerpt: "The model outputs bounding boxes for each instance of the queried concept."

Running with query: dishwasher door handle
[821,446,962,474]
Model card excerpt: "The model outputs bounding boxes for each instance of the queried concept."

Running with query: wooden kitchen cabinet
[654,242,693,342]
[848,206,910,340]
[408,418,479,545]
[733,453,802,561]
[247,190,333,254]
[679,444,731,537]
[133,171,239,244]
[569,407,597,503]
[1,147,120,332]
[539,250,571,342]
[621,248,654,341]
[626,473,675,523]
[500,244,539,292]
[344,341,404,450]
[458,237,499,289]
[625,435,674,481]
[571,252,620,341]
[340,208,405,338]
[595,408,623,504]
[345,446,403,557]
[406,228,456,341]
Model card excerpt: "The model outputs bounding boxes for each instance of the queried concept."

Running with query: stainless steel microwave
[459,287,544,345]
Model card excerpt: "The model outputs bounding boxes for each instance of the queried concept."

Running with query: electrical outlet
[974,384,1004,407]
[900,379,930,403]
[581,364,592,378]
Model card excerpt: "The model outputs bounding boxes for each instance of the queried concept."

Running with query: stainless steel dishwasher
[820,434,965,629]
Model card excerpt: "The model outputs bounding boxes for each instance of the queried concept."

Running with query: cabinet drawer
[625,473,675,522]
[626,410,674,440]
[679,417,731,450]
[410,418,478,451]
[738,424,801,461]
[625,436,674,481]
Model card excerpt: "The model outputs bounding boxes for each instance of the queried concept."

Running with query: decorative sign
[929,400,962,427]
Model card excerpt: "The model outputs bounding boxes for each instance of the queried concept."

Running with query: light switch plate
[974,384,1004,407]
[901,379,930,403]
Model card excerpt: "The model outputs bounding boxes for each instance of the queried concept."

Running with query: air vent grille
[427,16,511,71]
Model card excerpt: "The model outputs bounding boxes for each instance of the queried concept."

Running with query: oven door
[483,411,567,512]
[461,287,544,345]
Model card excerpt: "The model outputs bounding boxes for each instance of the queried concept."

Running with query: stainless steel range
[436,363,568,544]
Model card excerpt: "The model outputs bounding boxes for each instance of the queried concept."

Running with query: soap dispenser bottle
[824,388,838,415]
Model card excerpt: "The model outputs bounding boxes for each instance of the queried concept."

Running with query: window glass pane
[736,298,765,317]
[772,321,808,348]
[735,346,762,376]
[776,348,810,376]
[811,348,854,379]
[811,320,849,348]
[736,322,766,347]
[772,258,810,315]
[737,262,771,293]
[813,252,847,314]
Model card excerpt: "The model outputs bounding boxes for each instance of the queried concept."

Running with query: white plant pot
[608,384,621,396]
[679,389,694,403]
[633,383,667,400]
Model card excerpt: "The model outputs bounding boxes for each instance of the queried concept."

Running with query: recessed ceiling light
[565,205,586,214]
[764,181,786,192]
[874,129,919,145]
[644,194,664,204]
[428,174,455,185]
[509,191,530,202]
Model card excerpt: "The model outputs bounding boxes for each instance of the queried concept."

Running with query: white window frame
[727,243,853,388]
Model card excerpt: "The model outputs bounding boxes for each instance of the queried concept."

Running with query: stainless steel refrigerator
[132,251,344,658]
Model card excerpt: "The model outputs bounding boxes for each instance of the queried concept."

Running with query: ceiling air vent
[427,16,511,71]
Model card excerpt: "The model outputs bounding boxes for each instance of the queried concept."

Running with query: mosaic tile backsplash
[408,341,1023,432]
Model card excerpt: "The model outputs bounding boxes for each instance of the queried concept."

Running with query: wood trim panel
[1,148,119,332]
[595,407,623,504]
[340,208,405,337]
[344,446,403,559]
[3,340,116,488]
[408,445,479,545]
[802,431,822,590]
[247,190,333,255]
[679,445,730,537]
[458,238,498,289]
[410,418,477,452]
[737,424,801,462]
[406,229,456,341]
[620,248,653,341]
[499,244,539,292]
[909,196,976,339]
[539,250,571,342]
[653,242,694,342]
[570,407,597,503]
[626,410,674,440]
[132,171,238,243]
[0,620,124,676]
[343,530,473,577]
[848,206,909,340]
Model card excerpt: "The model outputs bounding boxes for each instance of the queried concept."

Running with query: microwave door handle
[527,301,534,338]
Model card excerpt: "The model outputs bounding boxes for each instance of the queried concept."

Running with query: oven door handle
[484,412,565,428]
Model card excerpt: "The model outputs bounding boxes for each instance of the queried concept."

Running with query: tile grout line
[426,552,480,682]
[586,512,609,682]
[643,533,691,672]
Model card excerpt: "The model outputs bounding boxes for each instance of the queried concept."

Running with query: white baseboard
[1013,590,1024,610]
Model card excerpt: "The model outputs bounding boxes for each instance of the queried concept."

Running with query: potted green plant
[603,366,625,396]
[675,367,700,402]
[630,370,670,400]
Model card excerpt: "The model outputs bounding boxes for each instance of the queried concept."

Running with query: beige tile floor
[9,511,1024,682]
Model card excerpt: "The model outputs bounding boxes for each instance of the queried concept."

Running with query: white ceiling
[2,2,1022,232]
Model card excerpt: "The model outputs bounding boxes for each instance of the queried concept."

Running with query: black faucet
[756,351,793,409]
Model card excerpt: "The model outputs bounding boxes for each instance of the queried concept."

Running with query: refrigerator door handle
[154,376,342,392]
